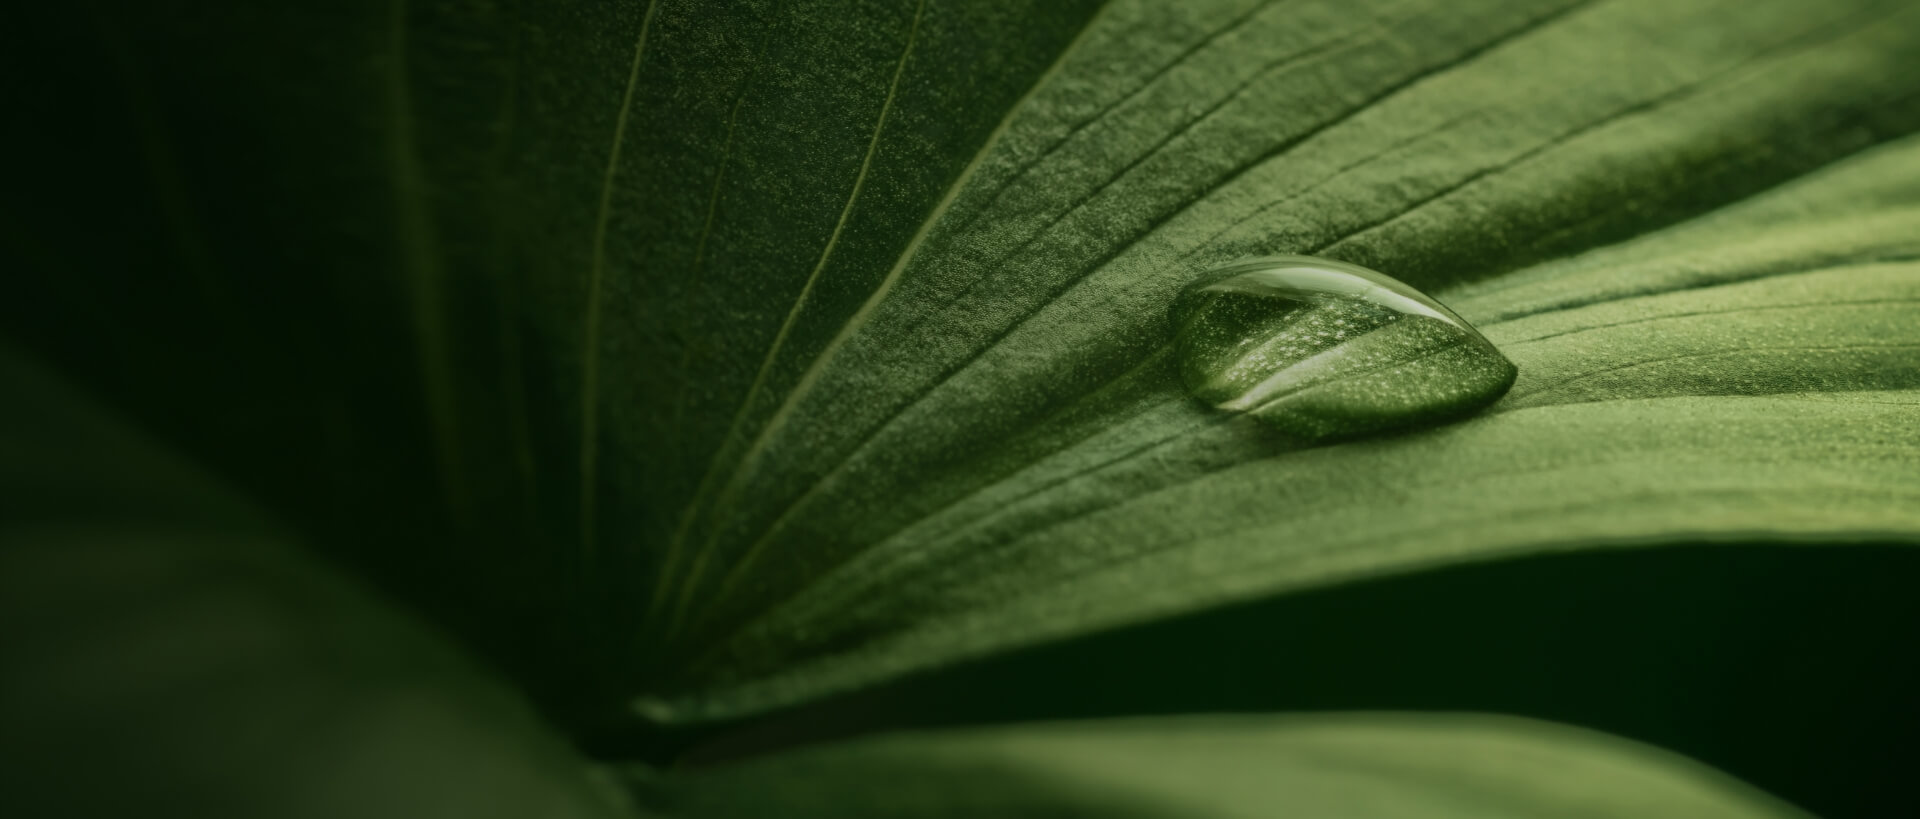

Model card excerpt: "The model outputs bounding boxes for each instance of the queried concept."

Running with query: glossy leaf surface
[641,714,1810,819]
[7,0,1920,816]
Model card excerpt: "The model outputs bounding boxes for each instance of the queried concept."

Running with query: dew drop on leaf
[1170,255,1517,441]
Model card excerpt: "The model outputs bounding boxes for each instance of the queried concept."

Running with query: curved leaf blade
[637,713,1810,818]
[648,119,1920,721]
[0,347,635,819]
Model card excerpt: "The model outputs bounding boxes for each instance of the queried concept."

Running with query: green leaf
[638,713,1810,818]
[0,347,634,818]
[10,0,1920,812]
[620,0,1920,720]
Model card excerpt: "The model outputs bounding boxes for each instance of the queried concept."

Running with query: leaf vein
[677,0,1603,635]
[661,0,928,635]
[580,0,661,561]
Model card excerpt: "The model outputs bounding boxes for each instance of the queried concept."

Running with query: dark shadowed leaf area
[4,0,1918,816]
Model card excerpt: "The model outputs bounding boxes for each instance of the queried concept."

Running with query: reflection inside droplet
[1170,255,1516,441]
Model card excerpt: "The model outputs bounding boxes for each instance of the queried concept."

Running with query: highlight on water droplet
[1169,255,1516,441]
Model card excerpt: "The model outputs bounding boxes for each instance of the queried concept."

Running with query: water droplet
[1170,255,1516,441]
